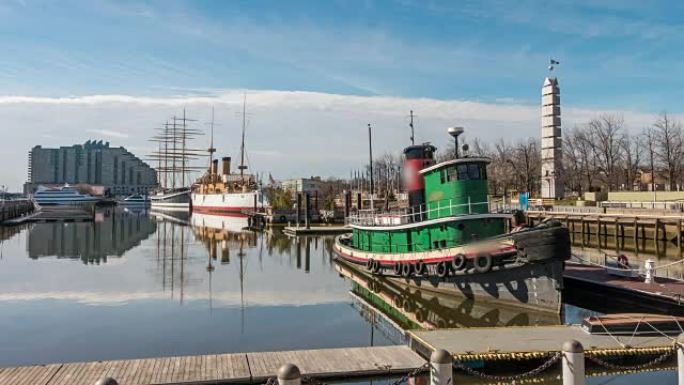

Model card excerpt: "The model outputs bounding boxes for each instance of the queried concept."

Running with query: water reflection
[27,208,156,263]
[336,259,563,331]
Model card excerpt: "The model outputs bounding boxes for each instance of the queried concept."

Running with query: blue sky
[0,0,683,189]
[2,0,684,109]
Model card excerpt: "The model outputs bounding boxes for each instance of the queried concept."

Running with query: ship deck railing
[345,199,490,227]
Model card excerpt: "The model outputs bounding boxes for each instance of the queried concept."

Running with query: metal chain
[453,352,562,381]
[386,362,430,385]
[587,348,676,371]
[262,362,430,385]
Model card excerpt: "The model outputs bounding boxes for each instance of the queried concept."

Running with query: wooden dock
[4,206,93,225]
[564,262,684,314]
[526,210,684,254]
[283,226,351,236]
[408,324,675,362]
[0,346,425,385]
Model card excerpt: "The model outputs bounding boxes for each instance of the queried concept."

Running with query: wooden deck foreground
[0,346,425,385]
[408,325,675,362]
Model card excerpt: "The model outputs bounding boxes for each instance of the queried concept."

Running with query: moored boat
[32,185,100,208]
[121,194,150,205]
[191,100,268,216]
[333,128,571,313]
[150,188,191,211]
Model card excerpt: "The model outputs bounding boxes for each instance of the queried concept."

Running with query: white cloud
[86,128,129,139]
[0,89,677,191]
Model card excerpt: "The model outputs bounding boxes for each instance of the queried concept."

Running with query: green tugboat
[334,128,571,313]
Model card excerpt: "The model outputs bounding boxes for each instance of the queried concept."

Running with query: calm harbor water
[0,207,676,384]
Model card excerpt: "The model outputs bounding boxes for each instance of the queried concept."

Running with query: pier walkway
[408,324,675,362]
[0,346,425,385]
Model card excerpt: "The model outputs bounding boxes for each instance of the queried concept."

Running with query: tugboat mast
[239,94,248,178]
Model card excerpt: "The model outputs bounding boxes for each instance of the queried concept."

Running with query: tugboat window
[440,169,446,183]
[447,166,457,182]
[457,164,469,180]
[468,164,481,179]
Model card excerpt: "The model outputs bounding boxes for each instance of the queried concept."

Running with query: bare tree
[641,126,657,192]
[653,112,683,190]
[587,114,626,190]
[620,133,642,191]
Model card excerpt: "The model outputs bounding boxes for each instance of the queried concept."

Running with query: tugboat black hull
[334,223,570,313]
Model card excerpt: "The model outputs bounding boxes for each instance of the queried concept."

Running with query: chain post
[278,363,301,385]
[430,349,452,385]
[679,334,684,385]
[562,340,585,385]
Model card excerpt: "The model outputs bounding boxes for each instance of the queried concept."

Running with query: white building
[541,77,564,199]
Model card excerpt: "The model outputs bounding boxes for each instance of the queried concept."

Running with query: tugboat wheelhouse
[350,157,507,253]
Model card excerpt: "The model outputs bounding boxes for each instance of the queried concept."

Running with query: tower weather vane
[548,58,560,72]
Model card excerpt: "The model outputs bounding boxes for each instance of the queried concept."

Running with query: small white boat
[121,194,150,205]
[32,185,100,207]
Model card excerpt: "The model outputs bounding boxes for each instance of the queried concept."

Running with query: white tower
[541,77,564,199]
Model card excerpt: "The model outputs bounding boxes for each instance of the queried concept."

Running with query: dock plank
[409,325,674,361]
[2,346,423,385]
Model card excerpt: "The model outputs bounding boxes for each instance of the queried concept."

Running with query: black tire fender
[474,253,493,273]
[451,253,467,271]
[415,260,427,275]
[436,261,449,278]
[401,263,413,277]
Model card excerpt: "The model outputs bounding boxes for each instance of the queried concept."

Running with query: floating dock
[3,206,93,225]
[408,324,675,362]
[0,346,425,385]
[283,226,351,236]
[564,262,684,315]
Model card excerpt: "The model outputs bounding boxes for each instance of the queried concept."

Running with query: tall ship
[191,101,268,217]
[334,127,571,313]
[149,111,205,212]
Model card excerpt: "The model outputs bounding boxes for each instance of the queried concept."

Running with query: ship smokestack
[211,159,219,176]
[222,157,231,176]
[403,143,436,209]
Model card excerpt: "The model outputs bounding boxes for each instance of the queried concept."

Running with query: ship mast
[208,107,216,179]
[239,94,248,179]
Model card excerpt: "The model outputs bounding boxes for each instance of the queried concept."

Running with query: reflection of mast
[170,222,175,298]
[180,225,185,305]
[206,247,215,312]
[162,221,167,291]
[239,236,246,334]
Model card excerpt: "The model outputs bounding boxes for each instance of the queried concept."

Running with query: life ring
[474,254,493,273]
[415,260,427,275]
[393,262,403,275]
[279,215,287,222]
[401,263,413,277]
[451,253,467,271]
[617,254,630,269]
[436,261,449,278]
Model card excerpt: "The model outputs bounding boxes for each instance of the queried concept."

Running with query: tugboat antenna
[409,110,415,145]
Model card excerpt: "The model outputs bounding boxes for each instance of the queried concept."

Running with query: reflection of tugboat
[334,128,571,313]
[336,258,562,330]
